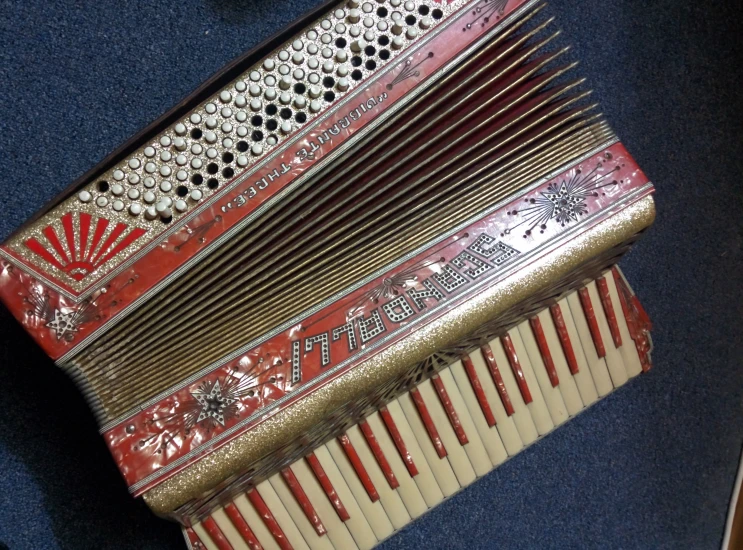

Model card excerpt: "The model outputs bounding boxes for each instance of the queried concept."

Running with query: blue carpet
[1,0,742,548]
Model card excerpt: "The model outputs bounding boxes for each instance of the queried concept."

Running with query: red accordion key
[597,276,622,348]
[410,387,447,458]
[462,353,497,427]
[480,343,516,416]
[247,489,292,550]
[224,502,264,550]
[202,516,234,550]
[431,375,469,445]
[305,452,350,521]
[578,287,606,358]
[358,420,399,489]
[529,316,560,387]
[280,468,327,536]
[549,303,580,375]
[379,406,419,477]
[338,432,382,500]
[500,334,533,404]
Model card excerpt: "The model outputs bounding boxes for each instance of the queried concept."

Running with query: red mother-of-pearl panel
[102,143,652,493]
[0,0,530,361]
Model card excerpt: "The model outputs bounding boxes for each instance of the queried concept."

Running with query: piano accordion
[0,0,656,547]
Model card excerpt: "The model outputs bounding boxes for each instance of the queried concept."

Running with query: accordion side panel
[0,0,536,361]
[136,189,656,516]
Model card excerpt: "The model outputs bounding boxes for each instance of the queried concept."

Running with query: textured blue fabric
[1,0,741,549]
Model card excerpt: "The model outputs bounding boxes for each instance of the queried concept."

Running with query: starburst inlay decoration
[505,162,621,238]
[45,309,80,340]
[192,380,236,426]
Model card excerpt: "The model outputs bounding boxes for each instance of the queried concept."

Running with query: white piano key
[384,399,445,508]
[516,320,570,425]
[602,270,643,377]
[345,425,411,530]
[533,309,588,414]
[434,370,493,476]
[464,351,524,456]
[268,473,335,550]
[565,293,614,395]
[585,281,629,387]
[289,459,358,550]
[211,507,257,550]
[233,493,283,550]
[325,437,395,541]
[449,359,509,467]
[397,391,461,497]
[481,341,540,446]
[192,522,221,550]
[364,411,428,519]
[503,329,555,436]
[312,445,377,550]
[414,381,477,487]
[256,480,311,550]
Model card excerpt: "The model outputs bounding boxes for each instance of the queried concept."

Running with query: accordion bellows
[0,0,655,529]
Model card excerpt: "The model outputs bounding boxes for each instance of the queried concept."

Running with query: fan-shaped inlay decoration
[24,212,147,282]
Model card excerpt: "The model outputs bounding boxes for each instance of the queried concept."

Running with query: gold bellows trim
[143,194,656,516]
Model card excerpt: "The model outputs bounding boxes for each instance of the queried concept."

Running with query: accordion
[0,0,656,548]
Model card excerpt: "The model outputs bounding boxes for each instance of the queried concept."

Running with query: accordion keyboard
[183,267,651,550]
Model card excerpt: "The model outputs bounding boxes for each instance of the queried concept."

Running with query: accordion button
[143,177,155,189]
[235,111,247,122]
[281,121,292,134]
[279,92,292,105]
[337,78,349,91]
[334,8,345,18]
[310,99,322,112]
[266,136,277,146]
[404,0,415,10]
[176,170,188,181]
[175,199,188,213]
[263,58,275,71]
[127,188,139,200]
[348,0,359,7]
[337,65,348,77]
[406,27,418,39]
[190,189,203,201]
[420,16,432,29]
[191,143,203,154]
[335,22,346,34]
[220,107,232,118]
[251,98,263,111]
[111,184,124,196]
[190,113,201,124]
[350,25,361,37]
[307,29,318,41]
[279,75,292,90]
[160,165,172,177]
[292,39,304,51]
[129,203,141,216]
[113,169,125,181]
[205,116,217,129]
[309,85,322,98]
[206,147,218,159]
[112,200,125,212]
[293,52,304,64]
[127,172,140,185]
[222,137,233,149]
[175,154,187,165]
[144,162,156,174]
[143,146,155,157]
[95,196,108,207]
[392,36,404,49]
[78,190,91,203]
[321,19,332,31]
[237,155,248,167]
[351,39,366,52]
[128,158,141,169]
[363,16,373,28]
[145,206,157,220]
[265,88,277,102]
[174,123,187,135]
[173,137,187,150]
[219,90,232,103]
[362,2,372,13]
[249,70,261,82]
[348,9,360,22]
[160,150,172,162]
[143,191,155,204]
[322,60,334,73]
[235,95,247,108]
[364,30,375,42]
[392,23,403,36]
[308,57,319,70]
[235,80,247,92]
[205,131,217,143]
[336,50,348,63]
[294,96,307,109]
[205,102,217,114]
[191,158,203,170]
[221,122,233,133]
[320,31,332,44]
[377,20,388,32]
[293,68,305,80]
[159,180,172,193]
[252,144,263,155]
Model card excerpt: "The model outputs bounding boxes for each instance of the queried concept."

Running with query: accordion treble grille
[65,13,617,423]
